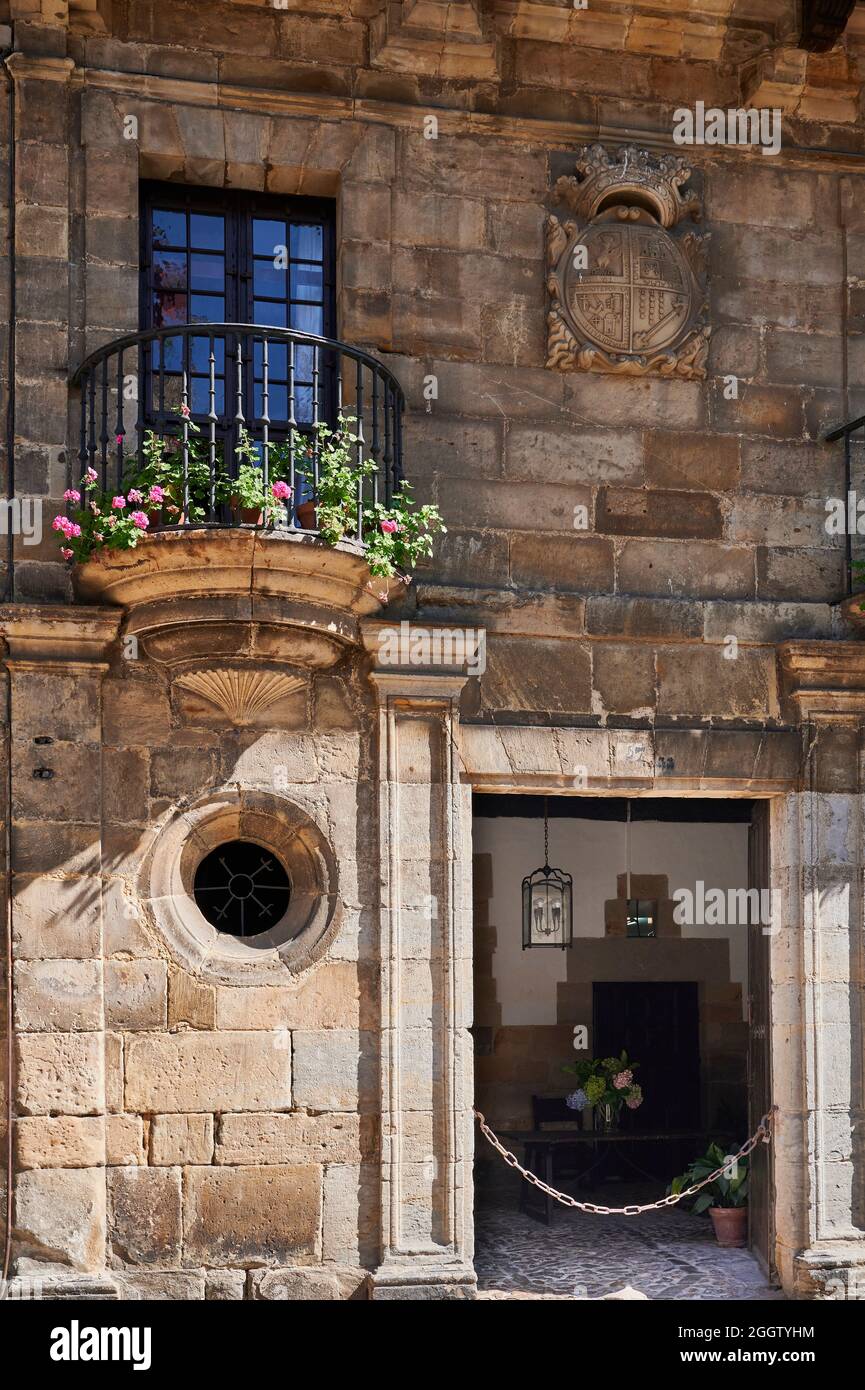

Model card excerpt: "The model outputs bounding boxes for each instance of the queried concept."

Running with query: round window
[193,840,291,937]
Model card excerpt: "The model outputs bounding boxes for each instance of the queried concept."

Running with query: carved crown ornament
[546,144,710,381]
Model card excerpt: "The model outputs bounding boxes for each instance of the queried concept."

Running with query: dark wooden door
[748,800,775,1276]
[593,982,701,1131]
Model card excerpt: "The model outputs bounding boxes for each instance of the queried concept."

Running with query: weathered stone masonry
[0,0,865,1299]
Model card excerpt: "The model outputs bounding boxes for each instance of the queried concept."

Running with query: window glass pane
[190,294,225,323]
[190,336,225,375]
[153,251,186,291]
[159,376,184,416]
[290,224,323,260]
[254,300,287,328]
[191,376,225,416]
[253,259,287,299]
[253,341,288,381]
[291,262,323,304]
[253,219,286,257]
[267,384,288,421]
[296,385,313,423]
[152,210,185,249]
[152,292,187,329]
[190,213,225,250]
[152,335,183,371]
[294,344,314,382]
[191,253,225,293]
[291,302,323,336]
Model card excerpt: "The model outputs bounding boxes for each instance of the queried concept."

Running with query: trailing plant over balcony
[64,325,444,582]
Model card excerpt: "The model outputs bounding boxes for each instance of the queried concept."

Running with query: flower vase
[597,1102,621,1133]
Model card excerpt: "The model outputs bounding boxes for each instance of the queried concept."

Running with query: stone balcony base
[72,528,402,670]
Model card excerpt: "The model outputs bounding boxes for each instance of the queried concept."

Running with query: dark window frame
[139,181,337,336]
[138,182,337,437]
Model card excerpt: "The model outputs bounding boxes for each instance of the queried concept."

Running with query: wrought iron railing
[824,412,865,596]
[69,325,404,529]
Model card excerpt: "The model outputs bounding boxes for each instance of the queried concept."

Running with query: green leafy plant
[363,485,447,579]
[668,1141,749,1213]
[55,411,446,583]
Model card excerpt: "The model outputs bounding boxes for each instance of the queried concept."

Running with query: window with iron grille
[139,182,336,430]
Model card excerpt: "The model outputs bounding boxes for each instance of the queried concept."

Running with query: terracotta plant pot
[709,1205,747,1248]
[295,499,317,530]
[230,497,264,526]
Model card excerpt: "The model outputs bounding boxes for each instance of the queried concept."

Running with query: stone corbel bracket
[370,0,498,80]
[778,640,865,723]
[0,604,121,670]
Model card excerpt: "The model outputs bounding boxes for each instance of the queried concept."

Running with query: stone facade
[0,0,864,1299]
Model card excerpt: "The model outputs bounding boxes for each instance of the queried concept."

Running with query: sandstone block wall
[7,645,382,1297]
[1,0,864,1298]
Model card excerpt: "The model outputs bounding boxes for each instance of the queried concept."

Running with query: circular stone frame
[140,789,341,984]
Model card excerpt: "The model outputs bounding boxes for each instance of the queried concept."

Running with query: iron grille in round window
[193,840,291,937]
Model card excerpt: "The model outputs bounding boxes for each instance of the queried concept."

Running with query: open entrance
[471,795,778,1301]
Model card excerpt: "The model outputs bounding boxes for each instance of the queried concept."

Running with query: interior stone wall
[472,818,748,1132]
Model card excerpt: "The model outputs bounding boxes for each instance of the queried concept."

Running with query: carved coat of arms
[546,144,709,380]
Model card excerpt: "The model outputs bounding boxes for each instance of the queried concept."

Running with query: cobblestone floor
[475,1181,784,1301]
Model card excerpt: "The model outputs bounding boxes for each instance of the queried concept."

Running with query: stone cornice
[4,54,75,83]
[779,640,865,722]
[363,618,483,693]
[74,65,865,173]
[0,603,121,665]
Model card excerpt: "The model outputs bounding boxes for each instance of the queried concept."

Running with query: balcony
[68,326,408,665]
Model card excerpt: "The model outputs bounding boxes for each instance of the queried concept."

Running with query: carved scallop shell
[174,669,305,725]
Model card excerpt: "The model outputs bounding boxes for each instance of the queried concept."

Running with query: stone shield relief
[546,144,710,380]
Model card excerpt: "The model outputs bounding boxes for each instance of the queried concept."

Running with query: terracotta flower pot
[295,499,317,529]
[230,497,264,526]
[709,1205,747,1248]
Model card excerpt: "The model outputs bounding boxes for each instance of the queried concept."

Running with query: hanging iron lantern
[522,797,573,949]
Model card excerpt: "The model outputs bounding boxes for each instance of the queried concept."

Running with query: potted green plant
[668,1141,749,1247]
[55,411,445,586]
[562,1051,643,1132]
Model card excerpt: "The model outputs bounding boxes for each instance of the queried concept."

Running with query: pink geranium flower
[129,510,149,529]
[116,433,124,445]
[52,515,68,533]
[60,547,74,560]
[180,403,191,418]
[127,488,143,504]
[380,518,398,534]
[271,480,292,501]
[70,523,82,538]
[63,488,81,503]
[111,495,126,510]
[85,467,98,484]
[148,486,165,504]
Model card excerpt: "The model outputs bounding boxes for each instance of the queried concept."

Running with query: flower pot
[230,497,264,526]
[708,1206,747,1248]
[295,499,317,530]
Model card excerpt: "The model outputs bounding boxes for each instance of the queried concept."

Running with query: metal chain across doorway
[474,1108,774,1216]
